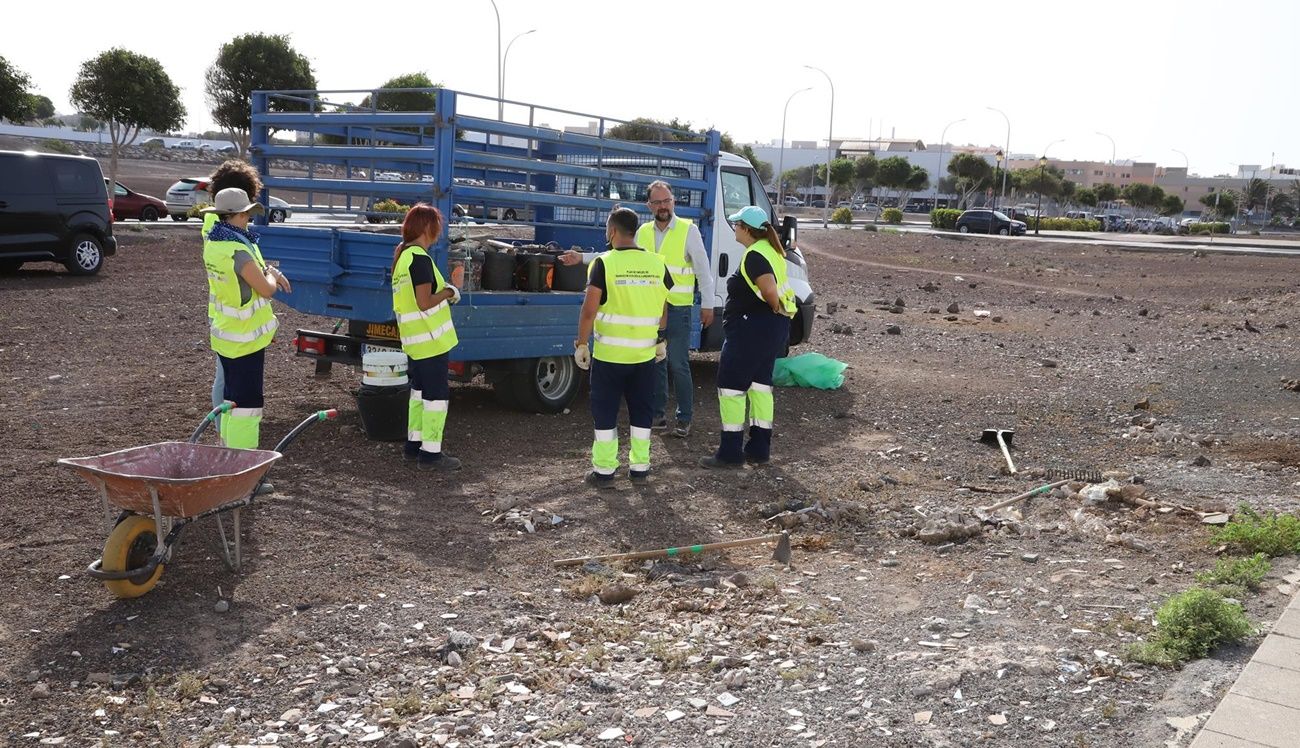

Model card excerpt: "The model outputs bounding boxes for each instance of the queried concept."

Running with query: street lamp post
[1034,139,1065,236]
[1096,131,1116,174]
[1171,148,1189,173]
[489,0,502,108]
[936,118,965,209]
[987,107,1010,205]
[989,150,1002,235]
[805,65,835,228]
[502,29,536,106]
[778,87,812,210]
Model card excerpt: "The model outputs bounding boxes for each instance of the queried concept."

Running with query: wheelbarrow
[57,403,337,599]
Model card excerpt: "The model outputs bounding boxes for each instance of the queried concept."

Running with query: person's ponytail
[763,223,785,256]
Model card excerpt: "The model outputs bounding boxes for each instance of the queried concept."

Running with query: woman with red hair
[391,204,462,469]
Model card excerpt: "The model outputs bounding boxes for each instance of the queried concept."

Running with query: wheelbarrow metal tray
[58,442,282,518]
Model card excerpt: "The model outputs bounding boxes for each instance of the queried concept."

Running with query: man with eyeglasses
[560,180,714,438]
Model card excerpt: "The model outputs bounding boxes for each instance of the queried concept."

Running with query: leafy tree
[897,165,929,207]
[70,48,185,186]
[1268,190,1294,218]
[0,56,35,122]
[360,72,439,113]
[1018,167,1061,199]
[29,94,55,121]
[608,116,768,184]
[1058,179,1076,206]
[820,158,856,201]
[1199,190,1238,220]
[1241,177,1269,211]
[1076,187,1097,207]
[77,114,103,132]
[854,154,878,195]
[1093,182,1119,206]
[1120,183,1156,213]
[1159,193,1185,217]
[946,152,993,208]
[781,165,818,201]
[205,33,315,156]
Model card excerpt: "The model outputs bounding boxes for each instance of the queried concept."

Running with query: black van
[0,150,117,275]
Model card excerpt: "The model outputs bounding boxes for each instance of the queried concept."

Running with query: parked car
[782,196,804,207]
[165,177,292,222]
[106,179,167,221]
[1064,210,1094,220]
[170,140,199,150]
[809,200,827,208]
[217,144,238,154]
[903,201,932,213]
[0,150,117,275]
[1000,207,1034,222]
[140,137,165,148]
[954,208,1026,236]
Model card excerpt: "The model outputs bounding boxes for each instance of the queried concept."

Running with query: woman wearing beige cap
[201,188,291,460]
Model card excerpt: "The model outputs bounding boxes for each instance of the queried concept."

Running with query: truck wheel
[65,234,104,275]
[510,356,580,414]
[486,363,520,410]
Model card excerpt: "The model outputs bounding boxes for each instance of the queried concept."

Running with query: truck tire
[496,357,580,414]
[485,363,520,410]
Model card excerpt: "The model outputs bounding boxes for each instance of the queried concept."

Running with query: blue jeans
[653,305,693,423]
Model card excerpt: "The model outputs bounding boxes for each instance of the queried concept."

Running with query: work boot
[651,417,670,432]
[418,454,462,471]
[584,471,616,490]
[745,453,771,466]
[629,470,650,486]
[698,455,743,470]
[670,420,691,438]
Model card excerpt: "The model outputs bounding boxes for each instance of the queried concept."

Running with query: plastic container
[515,253,554,291]
[355,383,409,441]
[481,250,515,290]
[552,259,587,292]
[361,351,408,386]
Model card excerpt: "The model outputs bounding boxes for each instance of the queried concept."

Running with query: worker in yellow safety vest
[202,188,291,462]
[391,204,463,470]
[573,207,671,488]
[699,205,796,469]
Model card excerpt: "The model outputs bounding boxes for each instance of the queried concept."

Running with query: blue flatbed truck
[249,87,815,412]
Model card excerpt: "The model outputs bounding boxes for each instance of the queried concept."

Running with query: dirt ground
[2,226,1299,747]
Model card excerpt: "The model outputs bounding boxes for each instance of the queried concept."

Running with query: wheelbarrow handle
[189,401,236,444]
[271,409,338,453]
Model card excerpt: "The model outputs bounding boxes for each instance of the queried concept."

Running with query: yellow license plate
[366,323,399,340]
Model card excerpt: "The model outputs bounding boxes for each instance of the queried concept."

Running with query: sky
[6,0,1296,177]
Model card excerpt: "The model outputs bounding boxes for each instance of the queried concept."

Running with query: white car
[782,196,804,207]
[164,177,292,222]
[171,140,200,150]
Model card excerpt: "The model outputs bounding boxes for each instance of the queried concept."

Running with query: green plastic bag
[772,352,848,389]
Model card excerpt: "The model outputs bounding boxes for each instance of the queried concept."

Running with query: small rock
[944,315,959,322]
[991,315,1003,323]
[911,685,934,698]
[885,325,902,335]
[988,713,1008,726]
[214,599,230,614]
[31,683,51,699]
[723,572,750,589]
[445,651,462,668]
[1190,455,1211,467]
[888,305,904,315]
[598,585,637,605]
[279,709,304,724]
[946,302,960,314]
[893,297,906,308]
[1021,553,1040,563]
[1040,359,1058,368]
[913,711,932,725]
[589,676,617,693]
[87,673,112,685]
[664,709,686,722]
[597,728,625,741]
[851,639,877,653]
[879,558,900,568]
[706,705,735,718]
[716,692,740,707]
[1134,397,1151,410]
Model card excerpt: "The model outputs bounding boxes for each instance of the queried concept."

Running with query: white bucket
[362,351,408,386]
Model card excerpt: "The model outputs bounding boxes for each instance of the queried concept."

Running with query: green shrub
[1189,222,1230,234]
[43,139,76,155]
[831,207,853,224]
[373,199,411,222]
[1211,506,1300,556]
[1126,588,1253,666]
[1195,553,1271,596]
[1026,217,1101,231]
[861,224,877,232]
[930,208,962,230]
[881,208,903,224]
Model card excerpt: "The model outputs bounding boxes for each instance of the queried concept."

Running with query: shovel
[980,427,1017,474]
[553,531,792,568]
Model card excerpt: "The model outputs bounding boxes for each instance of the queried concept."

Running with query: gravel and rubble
[2,228,1299,746]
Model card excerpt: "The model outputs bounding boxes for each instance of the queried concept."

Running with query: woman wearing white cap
[699,205,797,469]
[201,187,290,456]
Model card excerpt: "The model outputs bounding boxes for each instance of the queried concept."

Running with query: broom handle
[553,534,785,568]
[980,479,1071,512]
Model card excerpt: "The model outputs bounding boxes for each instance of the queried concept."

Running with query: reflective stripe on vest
[392,245,459,360]
[740,239,797,318]
[592,248,668,365]
[203,233,278,358]
[636,218,696,306]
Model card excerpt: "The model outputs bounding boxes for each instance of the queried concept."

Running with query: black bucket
[515,253,553,291]
[355,383,409,441]
[481,250,515,290]
[552,259,587,292]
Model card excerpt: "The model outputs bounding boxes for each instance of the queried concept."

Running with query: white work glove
[560,249,584,266]
[654,340,667,363]
[574,342,591,370]
[447,284,461,305]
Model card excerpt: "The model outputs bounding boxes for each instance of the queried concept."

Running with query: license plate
[361,343,401,356]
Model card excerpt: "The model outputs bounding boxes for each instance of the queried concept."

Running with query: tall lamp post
[989,150,1002,235]
[987,107,1010,205]
[777,87,812,210]
[489,0,502,110]
[936,118,965,209]
[1034,139,1066,236]
[1096,131,1117,174]
[805,65,835,228]
[502,29,536,106]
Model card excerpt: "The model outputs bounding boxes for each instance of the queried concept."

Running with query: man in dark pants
[573,207,671,488]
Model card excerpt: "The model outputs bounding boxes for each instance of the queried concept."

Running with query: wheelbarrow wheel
[101,515,165,598]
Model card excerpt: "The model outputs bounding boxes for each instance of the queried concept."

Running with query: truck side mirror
[779,215,797,249]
